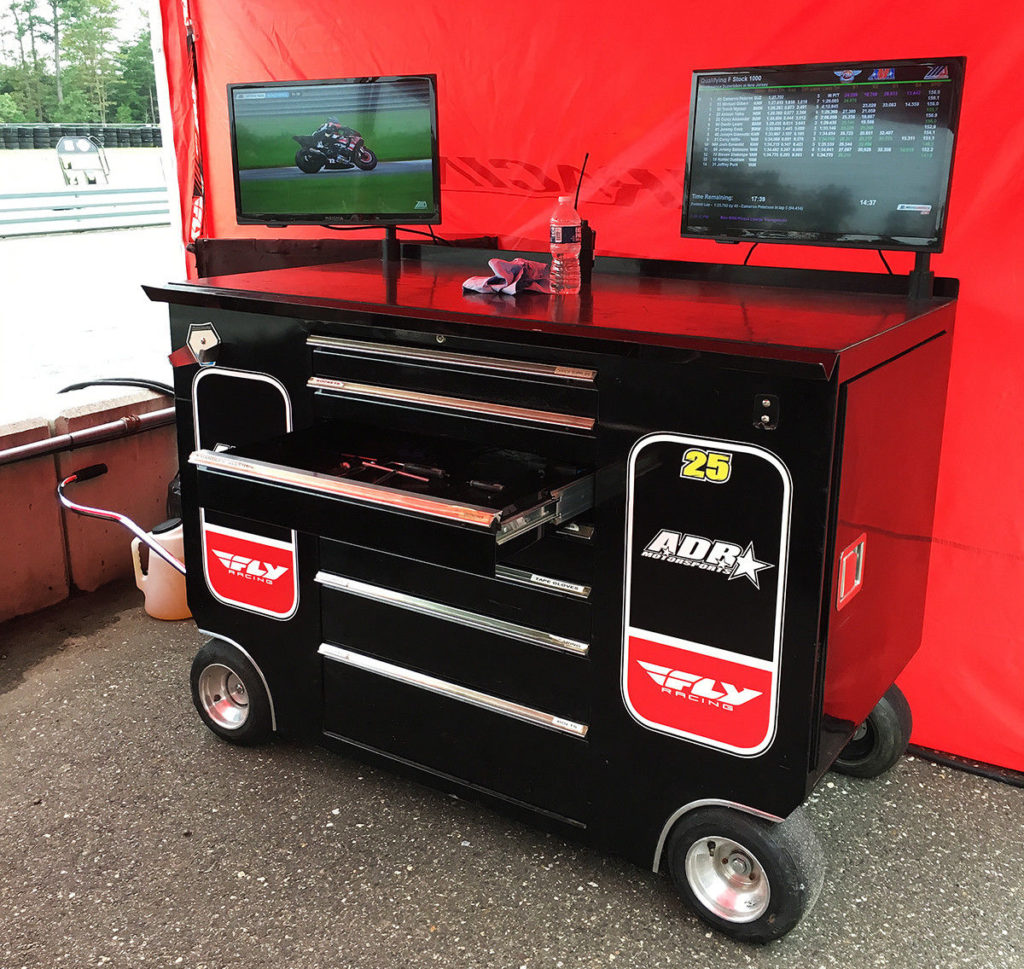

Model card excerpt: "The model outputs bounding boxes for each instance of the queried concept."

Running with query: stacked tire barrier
[0,124,163,149]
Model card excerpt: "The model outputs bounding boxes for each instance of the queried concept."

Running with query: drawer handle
[316,571,589,656]
[308,377,595,432]
[308,334,597,383]
[189,449,501,528]
[318,643,589,738]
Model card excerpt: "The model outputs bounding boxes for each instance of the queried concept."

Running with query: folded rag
[462,257,551,295]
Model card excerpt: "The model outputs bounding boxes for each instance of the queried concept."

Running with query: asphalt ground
[1,581,1022,969]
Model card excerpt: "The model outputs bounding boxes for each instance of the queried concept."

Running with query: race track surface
[240,158,431,182]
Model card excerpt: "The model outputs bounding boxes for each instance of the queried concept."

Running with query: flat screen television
[228,74,441,227]
[681,57,965,251]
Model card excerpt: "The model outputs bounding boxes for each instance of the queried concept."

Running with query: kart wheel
[832,684,912,778]
[666,806,824,943]
[190,639,273,745]
[353,147,378,171]
[295,147,325,173]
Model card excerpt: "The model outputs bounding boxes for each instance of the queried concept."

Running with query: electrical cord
[877,249,894,274]
[58,378,174,396]
[743,243,758,265]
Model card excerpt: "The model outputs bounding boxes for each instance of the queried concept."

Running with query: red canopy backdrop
[157,0,1024,771]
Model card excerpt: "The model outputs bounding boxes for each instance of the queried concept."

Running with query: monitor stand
[907,252,934,300]
[382,226,401,274]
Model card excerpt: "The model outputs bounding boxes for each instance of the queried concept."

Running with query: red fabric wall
[158,0,1024,770]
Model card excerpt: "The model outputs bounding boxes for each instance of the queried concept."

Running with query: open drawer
[189,422,594,574]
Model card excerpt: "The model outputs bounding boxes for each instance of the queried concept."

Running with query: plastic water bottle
[550,195,582,295]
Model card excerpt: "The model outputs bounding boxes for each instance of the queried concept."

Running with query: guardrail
[0,186,171,237]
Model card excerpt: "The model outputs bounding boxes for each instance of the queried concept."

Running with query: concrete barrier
[0,390,178,621]
[0,417,69,623]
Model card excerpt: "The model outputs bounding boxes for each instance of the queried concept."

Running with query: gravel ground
[1,581,1021,969]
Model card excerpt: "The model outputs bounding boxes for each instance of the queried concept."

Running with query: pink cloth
[462,257,550,295]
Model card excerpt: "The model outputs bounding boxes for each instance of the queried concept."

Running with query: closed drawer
[321,645,589,821]
[319,539,592,642]
[318,574,591,722]
[191,422,594,574]
[308,333,598,417]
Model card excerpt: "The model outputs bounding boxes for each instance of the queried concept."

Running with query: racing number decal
[680,448,733,483]
[622,433,792,757]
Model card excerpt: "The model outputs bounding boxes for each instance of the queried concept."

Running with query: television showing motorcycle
[229,76,438,221]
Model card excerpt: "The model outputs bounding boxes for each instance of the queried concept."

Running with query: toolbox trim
[308,334,597,383]
[189,449,503,528]
[307,377,596,431]
[315,571,590,656]
[318,644,589,738]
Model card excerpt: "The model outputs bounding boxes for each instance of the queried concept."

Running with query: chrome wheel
[197,663,249,730]
[684,835,771,923]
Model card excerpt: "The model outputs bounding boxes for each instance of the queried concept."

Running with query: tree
[109,26,155,122]
[61,0,117,122]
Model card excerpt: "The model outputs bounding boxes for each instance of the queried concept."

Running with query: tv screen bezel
[227,73,442,228]
[680,56,966,253]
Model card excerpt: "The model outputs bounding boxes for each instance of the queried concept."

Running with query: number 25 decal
[680,448,733,483]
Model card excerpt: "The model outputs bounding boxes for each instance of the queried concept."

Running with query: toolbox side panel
[588,351,838,866]
[817,331,954,769]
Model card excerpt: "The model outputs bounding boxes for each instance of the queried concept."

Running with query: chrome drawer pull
[307,377,595,432]
[315,571,589,656]
[318,644,589,738]
[308,334,597,383]
[188,449,501,528]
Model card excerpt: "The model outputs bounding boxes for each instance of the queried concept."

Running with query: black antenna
[574,153,590,210]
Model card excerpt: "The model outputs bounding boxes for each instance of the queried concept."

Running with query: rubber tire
[832,683,913,778]
[190,639,273,746]
[295,147,325,173]
[352,146,378,171]
[666,806,824,944]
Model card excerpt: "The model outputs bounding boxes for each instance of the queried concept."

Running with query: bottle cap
[558,195,574,204]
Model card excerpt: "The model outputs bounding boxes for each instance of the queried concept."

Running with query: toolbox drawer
[190,422,595,574]
[318,575,590,722]
[319,539,592,642]
[320,645,590,822]
[308,332,599,417]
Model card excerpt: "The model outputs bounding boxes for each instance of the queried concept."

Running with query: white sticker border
[620,433,792,757]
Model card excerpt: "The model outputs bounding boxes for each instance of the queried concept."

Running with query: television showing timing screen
[681,57,965,251]
[228,74,441,227]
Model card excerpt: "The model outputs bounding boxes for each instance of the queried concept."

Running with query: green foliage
[0,0,158,123]
[0,90,26,121]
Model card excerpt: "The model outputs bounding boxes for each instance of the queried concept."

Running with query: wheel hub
[684,836,771,923]
[197,663,250,730]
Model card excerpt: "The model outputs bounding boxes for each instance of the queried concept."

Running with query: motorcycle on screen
[292,127,379,174]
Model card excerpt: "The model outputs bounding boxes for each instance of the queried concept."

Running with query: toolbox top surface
[146,251,956,376]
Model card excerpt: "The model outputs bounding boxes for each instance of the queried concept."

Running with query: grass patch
[238,169,437,218]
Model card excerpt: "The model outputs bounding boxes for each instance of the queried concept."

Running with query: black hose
[58,378,175,396]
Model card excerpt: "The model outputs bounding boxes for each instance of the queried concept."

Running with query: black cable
[877,249,894,274]
[574,152,590,210]
[743,243,758,266]
[58,378,174,396]
[322,224,453,245]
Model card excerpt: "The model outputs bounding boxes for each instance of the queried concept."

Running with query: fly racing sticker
[642,532,773,589]
[201,516,298,619]
[622,433,792,756]
[625,633,775,752]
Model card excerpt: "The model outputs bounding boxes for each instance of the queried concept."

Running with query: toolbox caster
[665,806,824,943]
[832,684,913,779]
[190,639,274,745]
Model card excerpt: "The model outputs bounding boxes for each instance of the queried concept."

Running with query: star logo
[728,542,773,589]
